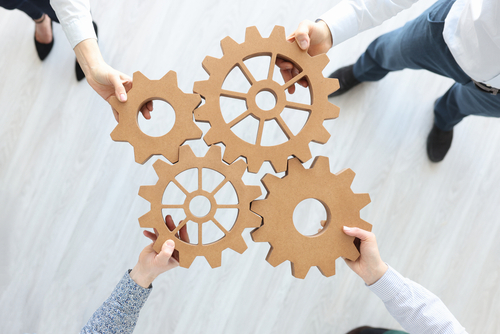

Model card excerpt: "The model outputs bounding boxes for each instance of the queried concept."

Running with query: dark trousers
[352,0,500,131]
[1,0,58,22]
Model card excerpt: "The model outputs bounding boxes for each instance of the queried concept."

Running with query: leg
[353,0,468,84]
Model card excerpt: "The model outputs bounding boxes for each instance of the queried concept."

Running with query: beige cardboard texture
[109,71,203,164]
[138,145,262,268]
[193,26,340,173]
[251,157,372,279]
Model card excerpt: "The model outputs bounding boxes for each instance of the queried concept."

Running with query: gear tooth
[247,210,263,227]
[110,124,127,142]
[187,93,203,110]
[179,145,196,160]
[250,226,265,242]
[250,200,265,217]
[270,157,288,173]
[312,126,331,144]
[261,173,281,191]
[248,186,262,201]
[228,236,248,254]
[201,56,220,74]
[247,158,264,173]
[222,145,240,164]
[245,26,262,41]
[134,149,151,165]
[178,251,197,268]
[344,242,361,262]
[205,144,222,162]
[108,96,122,111]
[193,80,211,97]
[160,70,178,85]
[286,158,305,174]
[194,105,211,123]
[293,146,312,163]
[269,25,286,41]
[220,36,239,54]
[266,248,286,267]
[204,253,222,268]
[355,218,372,232]
[318,263,336,277]
[311,53,330,69]
[200,128,219,146]
[138,212,155,228]
[138,185,157,202]
[325,78,340,96]
[231,159,248,177]
[310,156,331,173]
[152,159,169,174]
[133,71,149,85]
[355,193,371,210]
[325,102,341,119]
[336,168,356,186]
[291,263,311,279]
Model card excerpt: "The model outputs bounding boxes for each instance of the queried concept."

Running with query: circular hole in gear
[292,198,328,236]
[255,90,276,111]
[189,195,211,218]
[137,100,176,137]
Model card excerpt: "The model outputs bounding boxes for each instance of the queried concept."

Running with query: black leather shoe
[426,123,453,162]
[34,15,54,61]
[346,326,391,334]
[76,21,99,81]
[328,64,361,97]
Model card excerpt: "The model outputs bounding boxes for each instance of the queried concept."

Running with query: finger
[275,58,293,71]
[343,226,373,241]
[280,68,296,94]
[112,108,119,122]
[143,230,157,242]
[297,78,309,88]
[153,228,159,237]
[320,220,326,227]
[109,73,128,103]
[295,20,314,50]
[165,215,175,231]
[179,223,190,243]
[286,32,296,42]
[156,239,176,262]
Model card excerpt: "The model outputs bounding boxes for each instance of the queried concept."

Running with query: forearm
[369,266,467,334]
[80,271,152,334]
[73,39,105,77]
[319,0,418,47]
[50,0,96,48]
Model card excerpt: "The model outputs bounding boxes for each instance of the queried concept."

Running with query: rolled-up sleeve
[50,0,97,48]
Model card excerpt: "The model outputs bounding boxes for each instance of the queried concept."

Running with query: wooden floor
[1,0,499,333]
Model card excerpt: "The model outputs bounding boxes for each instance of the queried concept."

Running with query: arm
[80,216,188,333]
[49,0,152,121]
[343,227,467,334]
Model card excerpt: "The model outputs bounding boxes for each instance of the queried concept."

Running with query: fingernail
[120,93,127,102]
[343,226,351,231]
[299,40,308,50]
[166,239,175,249]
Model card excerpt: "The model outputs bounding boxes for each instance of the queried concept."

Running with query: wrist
[130,265,156,288]
[364,262,388,286]
[73,38,105,76]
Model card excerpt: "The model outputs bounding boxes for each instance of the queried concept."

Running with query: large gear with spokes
[109,71,203,164]
[138,145,262,268]
[193,26,340,173]
[250,157,372,279]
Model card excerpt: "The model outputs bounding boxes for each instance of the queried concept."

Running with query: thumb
[295,20,314,50]
[109,72,128,102]
[343,226,373,241]
[156,239,175,263]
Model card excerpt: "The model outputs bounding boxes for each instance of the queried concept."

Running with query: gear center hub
[184,190,217,221]
[247,79,286,120]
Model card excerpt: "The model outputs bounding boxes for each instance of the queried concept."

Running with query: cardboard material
[251,157,372,279]
[138,145,262,268]
[193,25,340,173]
[109,71,203,164]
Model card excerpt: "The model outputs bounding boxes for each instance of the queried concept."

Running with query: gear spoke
[282,72,306,91]
[172,219,188,236]
[211,177,229,195]
[217,204,240,208]
[227,109,252,127]
[161,204,184,209]
[172,179,190,195]
[198,167,202,190]
[268,53,277,80]
[198,221,203,245]
[221,89,247,100]
[285,101,311,112]
[238,62,256,85]
[276,115,294,139]
[255,118,265,146]
[212,218,229,235]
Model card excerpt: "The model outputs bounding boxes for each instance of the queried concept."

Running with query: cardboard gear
[138,145,262,268]
[250,157,372,279]
[109,71,203,164]
[193,25,340,173]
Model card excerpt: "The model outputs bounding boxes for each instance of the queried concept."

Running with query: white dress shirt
[369,265,467,333]
[320,0,500,88]
[49,0,96,49]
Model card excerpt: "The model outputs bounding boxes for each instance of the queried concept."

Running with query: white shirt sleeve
[319,0,419,46]
[368,265,468,334]
[50,0,97,49]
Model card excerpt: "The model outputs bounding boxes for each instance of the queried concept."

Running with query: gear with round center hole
[193,25,340,173]
[250,156,372,279]
[109,71,203,164]
[138,145,262,268]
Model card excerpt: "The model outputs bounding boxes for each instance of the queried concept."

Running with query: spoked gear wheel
[193,26,340,173]
[251,157,372,279]
[138,145,262,268]
[109,71,203,164]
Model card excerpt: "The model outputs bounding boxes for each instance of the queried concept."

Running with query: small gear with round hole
[109,71,203,164]
[193,25,340,173]
[250,156,372,279]
[138,145,262,268]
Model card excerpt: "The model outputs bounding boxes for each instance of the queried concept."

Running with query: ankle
[34,14,46,24]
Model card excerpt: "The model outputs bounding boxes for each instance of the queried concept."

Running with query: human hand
[129,215,189,288]
[342,226,388,285]
[276,20,332,94]
[73,39,153,122]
